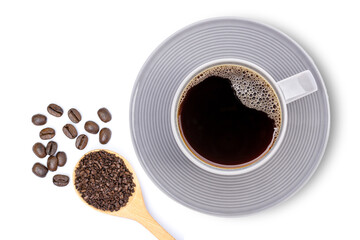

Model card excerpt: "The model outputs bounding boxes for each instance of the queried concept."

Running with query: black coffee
[178,64,281,167]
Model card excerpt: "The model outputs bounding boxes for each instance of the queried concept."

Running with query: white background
[0,0,359,239]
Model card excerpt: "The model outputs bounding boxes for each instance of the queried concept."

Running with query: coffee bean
[47,104,63,117]
[56,152,67,167]
[75,134,88,150]
[68,108,82,123]
[46,141,58,155]
[97,108,112,123]
[99,128,111,144]
[32,163,48,178]
[47,156,58,171]
[53,174,69,187]
[31,114,47,126]
[63,124,78,139]
[84,121,99,134]
[33,142,46,158]
[40,128,55,140]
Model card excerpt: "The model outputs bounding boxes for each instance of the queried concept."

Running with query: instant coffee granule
[75,150,135,212]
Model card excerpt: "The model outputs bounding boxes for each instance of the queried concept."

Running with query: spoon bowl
[73,149,174,240]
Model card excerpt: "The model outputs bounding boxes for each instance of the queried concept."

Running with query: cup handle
[276,70,318,104]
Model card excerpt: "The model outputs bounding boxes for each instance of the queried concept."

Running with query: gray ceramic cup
[171,58,318,175]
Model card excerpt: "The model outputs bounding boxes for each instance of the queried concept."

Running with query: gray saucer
[130,17,330,216]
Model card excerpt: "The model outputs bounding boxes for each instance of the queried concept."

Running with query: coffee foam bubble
[179,64,282,138]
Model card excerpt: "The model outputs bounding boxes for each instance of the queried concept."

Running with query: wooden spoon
[73,149,175,240]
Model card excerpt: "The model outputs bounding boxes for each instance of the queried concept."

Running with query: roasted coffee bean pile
[75,150,135,212]
[31,104,113,187]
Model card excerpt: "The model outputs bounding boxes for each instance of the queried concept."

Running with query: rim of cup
[170,58,288,175]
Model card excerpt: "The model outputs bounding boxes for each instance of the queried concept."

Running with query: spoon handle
[132,210,175,240]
